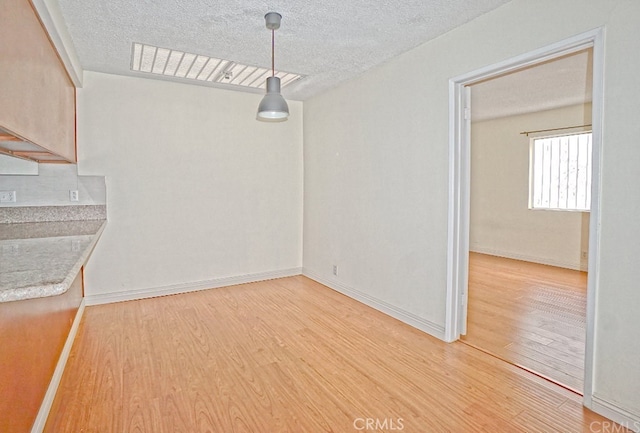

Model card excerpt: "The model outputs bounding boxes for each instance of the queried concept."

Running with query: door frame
[444,27,604,407]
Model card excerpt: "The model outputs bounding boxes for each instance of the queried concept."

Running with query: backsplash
[0,164,105,207]
[0,154,38,175]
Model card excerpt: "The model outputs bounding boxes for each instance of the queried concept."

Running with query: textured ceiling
[56,0,513,100]
[471,48,593,122]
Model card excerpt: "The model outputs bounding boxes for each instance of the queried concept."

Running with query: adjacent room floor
[462,252,587,393]
[46,275,609,432]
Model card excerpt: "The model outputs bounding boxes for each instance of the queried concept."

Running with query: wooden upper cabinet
[0,0,76,162]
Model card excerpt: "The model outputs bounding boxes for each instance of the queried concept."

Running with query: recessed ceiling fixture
[130,42,302,91]
[257,12,289,122]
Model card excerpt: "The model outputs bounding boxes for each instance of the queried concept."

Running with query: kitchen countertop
[0,219,106,303]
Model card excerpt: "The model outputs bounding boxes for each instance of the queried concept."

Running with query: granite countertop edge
[0,220,107,303]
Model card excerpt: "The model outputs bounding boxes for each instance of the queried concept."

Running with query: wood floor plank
[44,275,624,432]
[515,338,585,369]
[463,253,587,393]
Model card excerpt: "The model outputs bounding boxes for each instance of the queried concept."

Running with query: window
[530,132,592,211]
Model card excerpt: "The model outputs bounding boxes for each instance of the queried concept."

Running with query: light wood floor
[45,275,615,432]
[462,253,587,393]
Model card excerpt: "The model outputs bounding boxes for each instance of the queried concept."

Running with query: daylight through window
[530,132,592,211]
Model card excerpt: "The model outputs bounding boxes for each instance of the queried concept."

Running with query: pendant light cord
[271,28,275,77]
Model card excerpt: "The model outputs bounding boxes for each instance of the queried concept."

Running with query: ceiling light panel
[130,43,303,90]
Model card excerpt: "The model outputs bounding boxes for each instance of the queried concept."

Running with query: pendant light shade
[257,76,289,120]
[257,12,289,122]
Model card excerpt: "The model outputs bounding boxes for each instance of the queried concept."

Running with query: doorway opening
[445,28,604,406]
[462,49,592,394]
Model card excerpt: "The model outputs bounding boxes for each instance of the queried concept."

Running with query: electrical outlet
[69,190,79,202]
[0,191,16,203]
[581,251,588,260]
[332,265,338,276]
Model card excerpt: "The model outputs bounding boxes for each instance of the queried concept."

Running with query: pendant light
[257,12,289,121]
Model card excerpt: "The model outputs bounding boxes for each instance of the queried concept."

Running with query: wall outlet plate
[0,191,16,203]
[69,190,79,201]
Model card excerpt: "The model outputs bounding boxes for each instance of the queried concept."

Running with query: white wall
[303,0,640,422]
[77,71,303,299]
[470,104,591,270]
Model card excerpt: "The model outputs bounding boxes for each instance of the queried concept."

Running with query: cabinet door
[0,273,82,432]
[0,0,76,162]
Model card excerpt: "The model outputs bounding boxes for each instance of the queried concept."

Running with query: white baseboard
[84,268,303,306]
[302,268,445,341]
[31,299,86,433]
[588,396,640,432]
[470,247,585,271]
